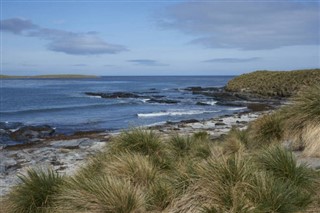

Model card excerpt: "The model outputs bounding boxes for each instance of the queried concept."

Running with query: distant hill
[225,69,320,97]
[0,74,99,79]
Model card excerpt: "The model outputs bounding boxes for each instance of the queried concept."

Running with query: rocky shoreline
[0,86,289,196]
[0,110,265,196]
[1,109,320,197]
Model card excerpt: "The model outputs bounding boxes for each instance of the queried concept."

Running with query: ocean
[0,76,245,135]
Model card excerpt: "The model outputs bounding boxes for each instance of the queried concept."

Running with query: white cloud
[1,18,127,55]
[160,1,319,50]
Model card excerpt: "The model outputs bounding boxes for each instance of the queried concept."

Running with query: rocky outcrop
[85,92,141,99]
[184,86,284,110]
[85,92,179,104]
[9,125,55,143]
[147,98,179,104]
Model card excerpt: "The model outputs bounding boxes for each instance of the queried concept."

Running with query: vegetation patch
[226,69,320,97]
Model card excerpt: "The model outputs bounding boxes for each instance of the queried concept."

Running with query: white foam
[203,101,217,105]
[137,110,220,118]
[140,99,150,103]
[227,107,247,111]
[88,95,102,98]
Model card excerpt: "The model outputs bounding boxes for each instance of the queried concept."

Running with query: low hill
[0,74,98,79]
[225,69,320,97]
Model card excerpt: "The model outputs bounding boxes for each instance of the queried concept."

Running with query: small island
[0,74,99,79]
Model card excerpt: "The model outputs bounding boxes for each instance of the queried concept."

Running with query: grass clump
[57,175,145,213]
[248,112,284,148]
[223,127,250,154]
[102,152,158,187]
[248,172,312,213]
[282,84,320,156]
[256,146,317,192]
[3,168,64,213]
[110,128,162,156]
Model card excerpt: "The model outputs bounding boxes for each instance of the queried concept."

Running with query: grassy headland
[1,70,320,212]
[0,74,98,79]
[226,69,320,97]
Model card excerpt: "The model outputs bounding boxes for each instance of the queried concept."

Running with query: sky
[1,0,319,76]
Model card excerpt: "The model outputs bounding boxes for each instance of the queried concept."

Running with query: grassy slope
[0,74,98,79]
[225,69,320,97]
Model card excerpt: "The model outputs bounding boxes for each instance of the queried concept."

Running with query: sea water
[0,76,244,134]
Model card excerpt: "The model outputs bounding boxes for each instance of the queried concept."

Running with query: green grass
[225,69,320,97]
[248,112,285,148]
[56,175,145,213]
[3,168,64,213]
[3,129,319,213]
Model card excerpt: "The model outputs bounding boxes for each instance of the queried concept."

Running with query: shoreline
[0,110,266,196]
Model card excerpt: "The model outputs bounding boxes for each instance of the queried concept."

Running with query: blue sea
[1,76,245,134]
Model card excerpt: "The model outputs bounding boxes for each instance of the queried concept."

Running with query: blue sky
[1,0,319,76]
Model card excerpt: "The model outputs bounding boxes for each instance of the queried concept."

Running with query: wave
[137,110,220,118]
[227,107,247,111]
[140,98,150,103]
[202,101,217,105]
[1,102,136,115]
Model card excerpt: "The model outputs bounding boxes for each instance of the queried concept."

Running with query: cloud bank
[161,1,319,50]
[1,18,127,55]
[204,57,261,63]
[127,59,168,66]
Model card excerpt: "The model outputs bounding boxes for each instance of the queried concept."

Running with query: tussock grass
[102,152,158,187]
[197,154,254,212]
[226,69,320,97]
[168,134,213,161]
[109,128,162,156]
[56,175,145,213]
[223,127,249,154]
[3,168,63,213]
[248,172,312,213]
[248,112,284,148]
[301,125,320,157]
[256,146,317,192]
[282,84,320,156]
[109,129,173,170]
[4,109,320,212]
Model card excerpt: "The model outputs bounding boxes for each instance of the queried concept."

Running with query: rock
[0,122,23,130]
[184,86,222,93]
[215,101,247,107]
[247,103,274,112]
[50,138,93,149]
[10,125,55,142]
[180,119,199,124]
[215,122,226,126]
[196,102,210,106]
[0,157,18,173]
[85,92,140,99]
[147,98,179,104]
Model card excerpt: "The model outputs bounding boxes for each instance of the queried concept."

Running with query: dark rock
[216,101,247,107]
[184,86,222,93]
[85,92,140,99]
[184,86,203,92]
[215,122,226,126]
[10,125,55,142]
[180,119,199,124]
[196,102,210,106]
[147,98,179,104]
[247,103,274,112]
[0,122,23,130]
